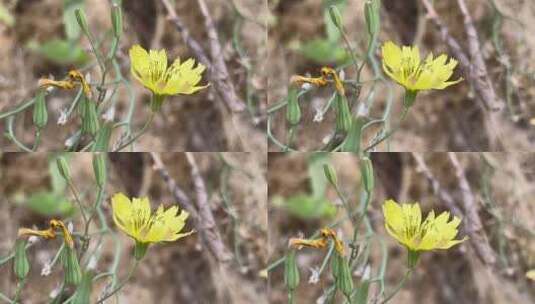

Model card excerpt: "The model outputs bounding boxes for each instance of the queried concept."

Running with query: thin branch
[185,152,233,263]
[421,0,503,112]
[447,153,497,267]
[411,153,462,217]
[149,152,198,219]
[160,0,245,112]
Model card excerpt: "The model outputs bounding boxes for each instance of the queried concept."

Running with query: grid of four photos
[0,0,534,303]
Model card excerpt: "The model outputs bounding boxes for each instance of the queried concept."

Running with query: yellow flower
[111,192,193,259]
[383,199,468,252]
[381,41,462,93]
[129,44,208,97]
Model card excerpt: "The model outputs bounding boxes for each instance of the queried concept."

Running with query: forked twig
[150,152,232,263]
[160,0,245,112]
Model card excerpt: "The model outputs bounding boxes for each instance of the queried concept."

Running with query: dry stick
[421,0,502,112]
[149,152,232,263]
[185,152,233,263]
[421,0,504,150]
[411,153,462,217]
[447,153,497,267]
[149,152,198,219]
[160,0,245,112]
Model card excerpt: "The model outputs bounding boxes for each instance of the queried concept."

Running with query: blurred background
[267,0,535,151]
[268,152,535,303]
[0,152,267,303]
[0,0,267,152]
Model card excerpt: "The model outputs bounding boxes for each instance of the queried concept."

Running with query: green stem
[379,268,413,304]
[113,112,155,151]
[96,260,139,303]
[363,106,410,152]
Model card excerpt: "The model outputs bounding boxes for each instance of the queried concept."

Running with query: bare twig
[150,152,232,263]
[411,153,462,216]
[160,0,245,112]
[447,153,497,267]
[150,152,198,219]
[185,152,233,262]
[421,0,503,112]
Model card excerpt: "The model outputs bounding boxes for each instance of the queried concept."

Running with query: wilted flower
[129,45,208,108]
[383,199,468,267]
[382,41,462,92]
[111,192,193,259]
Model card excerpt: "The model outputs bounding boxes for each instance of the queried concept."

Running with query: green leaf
[25,192,74,217]
[27,39,89,65]
[63,0,85,40]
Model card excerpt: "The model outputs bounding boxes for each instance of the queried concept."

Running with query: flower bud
[72,271,93,304]
[335,93,352,133]
[92,122,112,152]
[332,253,353,299]
[365,0,381,37]
[92,153,107,188]
[110,4,123,38]
[62,246,82,286]
[81,97,99,136]
[56,156,71,182]
[284,249,300,291]
[328,5,343,30]
[32,90,48,129]
[286,87,301,126]
[13,239,30,280]
[341,116,366,152]
[74,9,90,38]
[323,164,338,186]
[360,157,374,193]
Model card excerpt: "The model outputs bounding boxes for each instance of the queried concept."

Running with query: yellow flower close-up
[111,192,193,249]
[381,41,463,92]
[382,199,468,252]
[129,44,208,97]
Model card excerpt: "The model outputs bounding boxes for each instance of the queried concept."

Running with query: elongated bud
[335,93,352,133]
[286,87,301,126]
[360,157,374,193]
[110,4,123,38]
[81,98,99,136]
[33,90,48,129]
[56,156,71,182]
[92,153,107,188]
[284,249,300,291]
[92,122,112,152]
[328,5,343,30]
[72,271,93,304]
[74,9,90,38]
[364,0,381,37]
[134,241,149,260]
[62,246,82,285]
[332,253,354,299]
[341,116,366,152]
[13,239,30,280]
[323,164,338,186]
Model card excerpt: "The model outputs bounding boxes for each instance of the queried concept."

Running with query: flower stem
[379,268,413,304]
[96,260,139,304]
[364,106,410,152]
[113,112,155,151]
